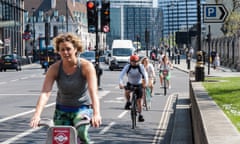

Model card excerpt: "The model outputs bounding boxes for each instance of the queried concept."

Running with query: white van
[109,40,135,71]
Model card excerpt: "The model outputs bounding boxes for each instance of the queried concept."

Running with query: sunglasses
[131,61,138,63]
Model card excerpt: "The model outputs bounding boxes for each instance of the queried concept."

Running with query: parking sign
[203,4,228,23]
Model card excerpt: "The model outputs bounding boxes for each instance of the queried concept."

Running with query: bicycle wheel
[131,93,137,129]
[163,78,167,96]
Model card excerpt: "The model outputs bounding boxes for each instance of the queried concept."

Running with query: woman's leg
[73,108,93,144]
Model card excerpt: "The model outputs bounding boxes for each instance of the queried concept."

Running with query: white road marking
[0,103,56,123]
[152,94,177,144]
[118,111,128,118]
[0,82,7,85]
[0,128,42,144]
[0,93,39,96]
[10,79,19,82]
[20,77,28,80]
[103,100,123,103]
[99,121,116,135]
[0,90,110,143]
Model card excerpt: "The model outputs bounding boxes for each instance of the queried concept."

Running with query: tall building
[159,0,206,40]
[23,0,96,60]
[108,0,162,50]
[0,0,25,56]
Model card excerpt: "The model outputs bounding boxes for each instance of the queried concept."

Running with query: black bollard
[187,56,191,70]
[195,51,205,81]
[177,54,180,64]
[96,67,103,90]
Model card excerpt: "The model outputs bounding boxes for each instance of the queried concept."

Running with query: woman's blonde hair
[53,33,83,53]
[141,57,149,65]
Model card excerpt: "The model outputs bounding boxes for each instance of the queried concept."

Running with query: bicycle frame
[38,115,90,144]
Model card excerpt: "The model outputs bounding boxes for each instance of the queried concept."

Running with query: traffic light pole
[95,3,102,90]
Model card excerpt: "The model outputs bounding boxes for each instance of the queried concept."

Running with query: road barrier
[189,78,240,144]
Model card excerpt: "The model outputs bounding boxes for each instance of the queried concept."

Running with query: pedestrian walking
[213,53,220,70]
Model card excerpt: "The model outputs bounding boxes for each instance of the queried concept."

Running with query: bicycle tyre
[131,92,137,129]
[164,78,167,96]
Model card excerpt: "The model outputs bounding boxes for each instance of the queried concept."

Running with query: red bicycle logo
[53,128,70,144]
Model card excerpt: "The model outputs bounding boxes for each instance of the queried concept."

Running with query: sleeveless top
[56,58,91,107]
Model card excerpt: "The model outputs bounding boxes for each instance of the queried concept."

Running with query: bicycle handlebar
[38,115,91,129]
[38,118,54,128]
[124,85,140,91]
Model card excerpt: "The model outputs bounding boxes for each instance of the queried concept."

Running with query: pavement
[170,58,240,144]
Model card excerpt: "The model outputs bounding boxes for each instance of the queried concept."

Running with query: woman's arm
[81,59,101,128]
[30,63,58,128]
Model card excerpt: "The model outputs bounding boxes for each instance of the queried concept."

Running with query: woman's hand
[91,114,102,128]
[30,115,41,128]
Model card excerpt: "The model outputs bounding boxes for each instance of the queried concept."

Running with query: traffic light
[101,1,110,33]
[53,25,58,37]
[45,22,51,46]
[86,1,97,33]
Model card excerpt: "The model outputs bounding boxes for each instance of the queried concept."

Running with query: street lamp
[167,4,171,57]
[171,1,175,63]
[65,0,69,32]
[185,0,190,70]
[32,8,36,61]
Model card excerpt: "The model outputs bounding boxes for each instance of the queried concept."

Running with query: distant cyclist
[119,54,148,122]
[159,55,173,89]
[141,57,156,94]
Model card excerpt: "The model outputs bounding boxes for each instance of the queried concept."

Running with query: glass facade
[108,0,163,49]
[158,0,206,37]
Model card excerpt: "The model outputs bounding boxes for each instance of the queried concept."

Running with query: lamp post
[167,4,171,57]
[176,0,180,64]
[32,8,36,62]
[65,0,69,32]
[171,1,175,63]
[186,0,190,70]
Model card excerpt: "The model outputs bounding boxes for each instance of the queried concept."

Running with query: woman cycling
[30,33,101,143]
[141,57,156,94]
[159,55,173,89]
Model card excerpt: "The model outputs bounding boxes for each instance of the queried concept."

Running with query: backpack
[151,53,156,60]
[126,64,144,78]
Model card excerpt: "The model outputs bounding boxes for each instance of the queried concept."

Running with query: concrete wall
[190,79,240,144]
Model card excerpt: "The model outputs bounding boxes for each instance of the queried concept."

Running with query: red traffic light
[87,1,95,9]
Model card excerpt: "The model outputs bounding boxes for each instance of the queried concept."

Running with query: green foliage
[203,77,240,132]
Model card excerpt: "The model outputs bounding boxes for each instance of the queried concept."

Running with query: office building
[108,0,162,50]
[159,0,206,38]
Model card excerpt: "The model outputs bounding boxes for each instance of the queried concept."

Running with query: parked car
[0,54,22,72]
[79,51,96,64]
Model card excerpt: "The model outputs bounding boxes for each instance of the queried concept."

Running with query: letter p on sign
[206,7,216,17]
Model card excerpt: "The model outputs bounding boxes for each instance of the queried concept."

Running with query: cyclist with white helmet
[119,54,148,122]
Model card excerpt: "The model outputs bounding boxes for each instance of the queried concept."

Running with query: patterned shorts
[53,105,93,143]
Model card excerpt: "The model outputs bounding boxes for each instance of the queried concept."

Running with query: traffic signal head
[87,1,97,33]
[101,1,110,33]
